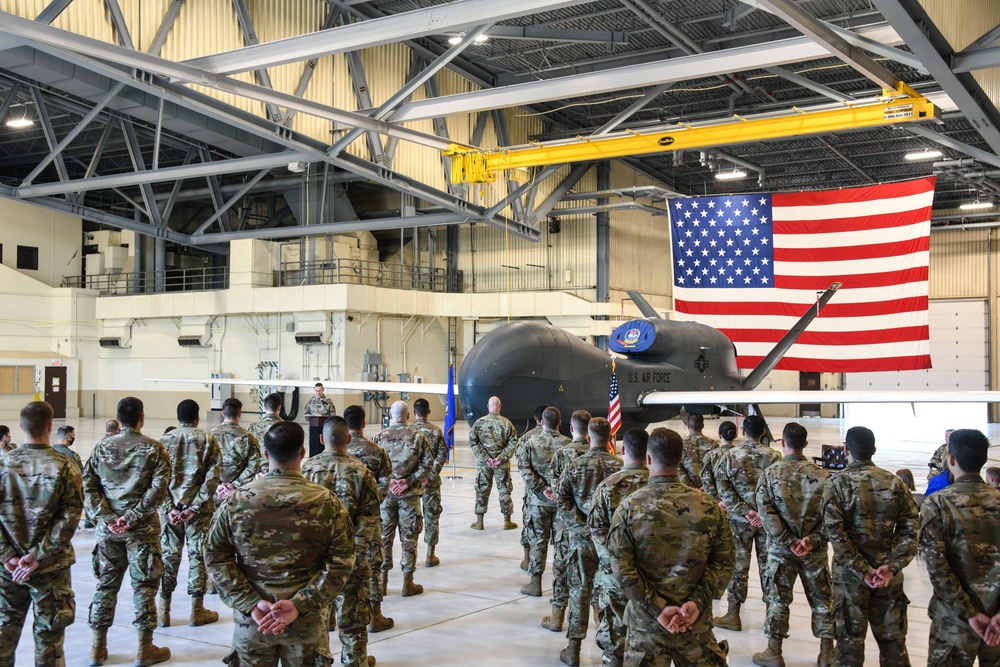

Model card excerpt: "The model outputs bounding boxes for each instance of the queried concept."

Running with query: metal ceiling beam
[908,124,1000,170]
[828,24,925,73]
[35,0,74,25]
[29,85,70,185]
[821,138,875,183]
[121,118,163,226]
[764,66,846,102]
[951,46,1000,74]
[103,0,134,50]
[0,81,23,126]
[147,0,184,57]
[531,162,592,223]
[281,6,339,129]
[24,195,190,243]
[230,0,283,124]
[482,25,629,44]
[594,84,671,135]
[192,168,270,235]
[184,0,585,75]
[344,50,388,165]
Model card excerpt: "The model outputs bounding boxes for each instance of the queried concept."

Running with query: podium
[307,416,327,458]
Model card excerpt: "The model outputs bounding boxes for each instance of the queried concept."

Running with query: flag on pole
[670,177,934,372]
[608,358,622,440]
[444,363,456,461]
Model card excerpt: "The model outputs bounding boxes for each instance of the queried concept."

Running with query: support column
[154,237,167,293]
[595,160,611,350]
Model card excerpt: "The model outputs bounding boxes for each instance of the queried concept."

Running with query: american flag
[608,358,622,439]
[670,177,934,372]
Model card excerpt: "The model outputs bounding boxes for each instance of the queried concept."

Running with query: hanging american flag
[670,177,934,373]
[608,358,622,439]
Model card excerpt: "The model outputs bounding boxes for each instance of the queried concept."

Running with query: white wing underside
[641,390,1000,405]
[146,377,450,395]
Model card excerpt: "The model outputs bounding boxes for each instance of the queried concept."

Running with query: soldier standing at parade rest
[247,392,284,458]
[211,398,261,504]
[588,427,650,667]
[714,414,781,632]
[919,428,1000,666]
[679,413,718,488]
[304,383,336,418]
[701,421,738,509]
[609,427,735,667]
[302,416,380,667]
[517,407,570,597]
[373,401,433,598]
[205,421,355,667]
[557,417,623,666]
[926,428,954,481]
[468,396,520,531]
[0,401,83,667]
[753,422,833,667]
[344,405,395,634]
[157,400,221,629]
[516,406,549,571]
[822,425,918,667]
[410,398,448,568]
[83,397,172,667]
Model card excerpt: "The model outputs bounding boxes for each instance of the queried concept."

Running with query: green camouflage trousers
[520,491,530,550]
[160,511,211,596]
[473,462,513,516]
[0,567,75,667]
[624,627,728,667]
[727,519,767,604]
[89,526,163,631]
[566,536,599,640]
[225,607,332,667]
[422,486,442,547]
[928,598,1000,667]
[832,581,910,667]
[762,549,833,640]
[334,555,372,667]
[596,586,628,667]
[523,503,556,576]
[550,521,570,609]
[366,527,384,608]
[381,495,423,573]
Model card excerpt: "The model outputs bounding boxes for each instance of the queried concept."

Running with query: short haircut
[948,429,990,473]
[264,421,305,464]
[542,406,561,429]
[413,398,430,417]
[648,427,684,467]
[687,413,704,429]
[55,425,75,440]
[177,399,200,423]
[343,405,365,431]
[622,428,649,459]
[0,425,8,438]
[117,397,143,428]
[314,383,324,389]
[322,415,351,449]
[20,401,53,439]
[782,422,807,450]
[570,410,592,434]
[163,425,176,435]
[985,467,1000,486]
[719,421,738,442]
[263,393,282,412]
[744,415,767,439]
[535,405,547,422]
[589,417,612,444]
[105,419,120,434]
[845,426,876,461]
[895,469,916,491]
[222,398,242,419]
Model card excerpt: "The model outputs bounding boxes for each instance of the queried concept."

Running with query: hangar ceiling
[0,0,998,254]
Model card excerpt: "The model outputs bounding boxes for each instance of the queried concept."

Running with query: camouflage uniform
[608,475,735,667]
[348,433,391,609]
[468,412,518,517]
[211,422,261,488]
[588,464,649,667]
[83,427,171,631]
[517,428,571,575]
[302,451,380,667]
[823,459,919,667]
[549,438,592,612]
[159,422,221,597]
[557,447,622,640]
[516,425,542,556]
[927,442,948,480]
[247,414,283,470]
[372,422,432,574]
[0,443,83,667]
[680,433,718,489]
[304,396,336,417]
[715,438,781,605]
[919,474,1000,667]
[755,453,832,641]
[0,443,14,456]
[700,442,734,505]
[52,444,83,472]
[411,418,448,547]
[205,468,355,667]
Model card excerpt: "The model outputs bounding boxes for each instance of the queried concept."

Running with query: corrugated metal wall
[930,229,989,298]
[607,161,672,298]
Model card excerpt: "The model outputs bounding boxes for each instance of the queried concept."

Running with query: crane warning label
[883,104,914,120]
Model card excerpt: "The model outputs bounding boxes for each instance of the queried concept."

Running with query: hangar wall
[919,0,1000,108]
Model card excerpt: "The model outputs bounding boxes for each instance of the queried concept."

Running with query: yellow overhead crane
[445,83,938,184]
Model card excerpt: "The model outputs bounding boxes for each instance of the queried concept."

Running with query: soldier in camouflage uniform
[753,422,833,667]
[516,406,548,571]
[822,426,918,667]
[373,401,433,597]
[83,397,172,666]
[468,396,519,531]
[303,416,380,667]
[247,392,284,467]
[205,421,355,667]
[211,398,261,504]
[0,426,13,456]
[714,414,781,631]
[926,429,954,480]
[609,427,735,667]
[0,401,82,667]
[588,427,649,667]
[304,383,337,418]
[542,410,592,633]
[344,405,394,634]
[411,398,448,568]
[557,417,623,666]
[700,421,737,508]
[53,426,83,472]
[157,400,221,628]
[517,407,570,597]
[679,413,718,489]
[919,428,1000,666]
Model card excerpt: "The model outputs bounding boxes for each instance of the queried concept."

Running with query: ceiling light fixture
[960,199,994,210]
[5,117,33,129]
[474,34,489,44]
[904,149,943,161]
[447,34,464,45]
[715,169,747,181]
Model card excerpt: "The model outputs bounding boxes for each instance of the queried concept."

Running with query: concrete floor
[7,414,1000,666]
